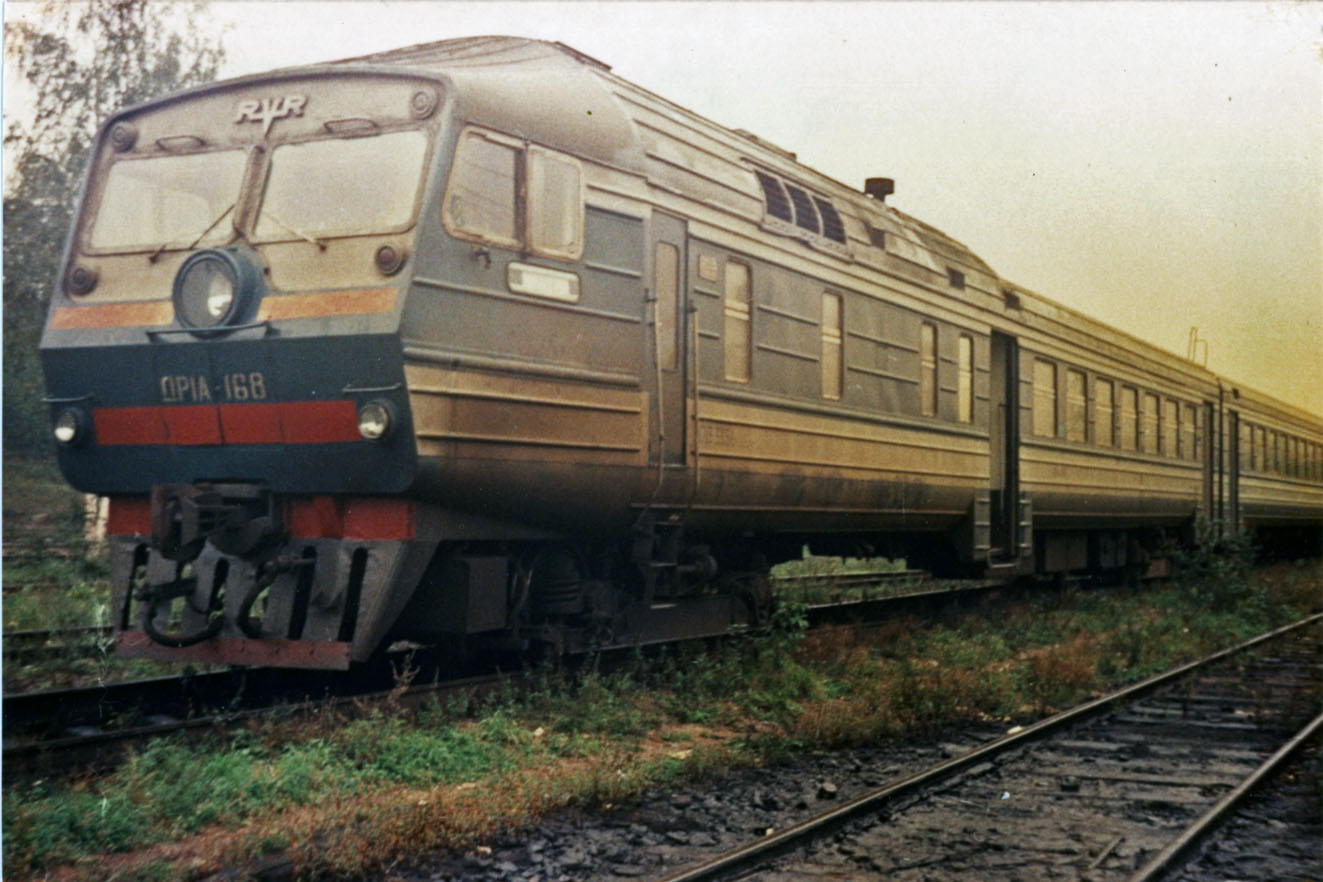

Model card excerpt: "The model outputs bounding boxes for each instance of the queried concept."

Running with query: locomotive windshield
[84,129,431,253]
[88,149,247,251]
[254,129,429,241]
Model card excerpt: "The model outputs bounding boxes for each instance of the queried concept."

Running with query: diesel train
[40,37,1323,669]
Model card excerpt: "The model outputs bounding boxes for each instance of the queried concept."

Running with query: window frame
[1033,358,1057,438]
[442,126,585,262]
[820,291,844,400]
[85,146,252,254]
[1065,368,1087,443]
[920,323,939,418]
[1095,378,1114,448]
[956,334,974,424]
[654,242,681,372]
[525,143,586,261]
[1162,398,1179,458]
[723,259,753,384]
[1119,386,1139,452]
[1140,392,1160,455]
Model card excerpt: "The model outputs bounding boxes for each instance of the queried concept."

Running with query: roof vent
[864,178,895,202]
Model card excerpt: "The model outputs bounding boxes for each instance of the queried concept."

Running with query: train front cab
[40,68,463,668]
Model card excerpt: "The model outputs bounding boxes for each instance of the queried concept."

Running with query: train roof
[325,37,1323,425]
[328,37,996,274]
[106,35,1320,427]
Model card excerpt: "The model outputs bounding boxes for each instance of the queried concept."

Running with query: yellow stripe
[50,288,397,329]
[257,288,396,321]
[50,301,174,329]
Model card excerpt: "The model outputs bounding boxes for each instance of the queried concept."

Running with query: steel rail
[4,625,113,642]
[0,579,1005,776]
[1124,708,1323,882]
[3,625,115,660]
[3,668,244,732]
[656,611,1323,882]
[0,578,964,740]
[3,669,512,776]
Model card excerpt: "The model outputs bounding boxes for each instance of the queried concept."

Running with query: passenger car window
[920,324,938,418]
[1119,388,1138,451]
[1141,393,1159,455]
[724,261,751,383]
[1095,380,1114,447]
[957,335,973,423]
[821,292,843,400]
[1184,404,1199,461]
[1066,369,1087,442]
[1162,399,1178,457]
[1033,359,1056,437]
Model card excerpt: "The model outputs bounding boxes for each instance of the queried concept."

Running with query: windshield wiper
[260,210,327,251]
[148,202,235,263]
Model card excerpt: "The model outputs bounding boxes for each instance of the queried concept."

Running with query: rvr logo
[234,95,308,135]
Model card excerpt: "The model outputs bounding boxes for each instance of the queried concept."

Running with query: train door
[648,212,689,468]
[988,332,1020,560]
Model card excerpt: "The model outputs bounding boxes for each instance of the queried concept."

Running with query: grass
[2,455,189,690]
[4,456,1320,879]
[5,554,1318,881]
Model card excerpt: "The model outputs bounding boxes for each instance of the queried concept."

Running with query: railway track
[1158,739,1320,882]
[655,613,1322,882]
[0,572,1001,778]
[2,625,114,662]
[1,655,423,776]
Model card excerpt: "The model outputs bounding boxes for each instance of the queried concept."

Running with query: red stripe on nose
[279,400,361,444]
[219,403,284,444]
[162,405,223,445]
[91,400,361,446]
[93,406,169,445]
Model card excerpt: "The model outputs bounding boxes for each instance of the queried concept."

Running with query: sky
[6,1,1322,415]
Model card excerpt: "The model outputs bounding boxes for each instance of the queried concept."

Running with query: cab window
[444,127,584,261]
[256,129,429,241]
[89,149,247,251]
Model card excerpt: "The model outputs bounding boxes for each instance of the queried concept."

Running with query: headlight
[172,248,262,332]
[357,400,394,441]
[53,408,87,447]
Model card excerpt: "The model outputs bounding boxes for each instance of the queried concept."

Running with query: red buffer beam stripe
[92,400,361,446]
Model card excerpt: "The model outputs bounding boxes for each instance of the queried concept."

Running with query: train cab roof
[326,39,996,281]
[329,36,647,173]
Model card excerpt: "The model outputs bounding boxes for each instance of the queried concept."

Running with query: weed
[1019,639,1100,714]
[3,556,1318,881]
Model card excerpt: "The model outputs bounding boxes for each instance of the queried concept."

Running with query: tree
[4,0,225,451]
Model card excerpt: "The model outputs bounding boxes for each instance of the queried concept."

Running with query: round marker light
[53,408,86,447]
[172,248,263,333]
[357,400,394,441]
[374,243,406,276]
[66,265,98,296]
